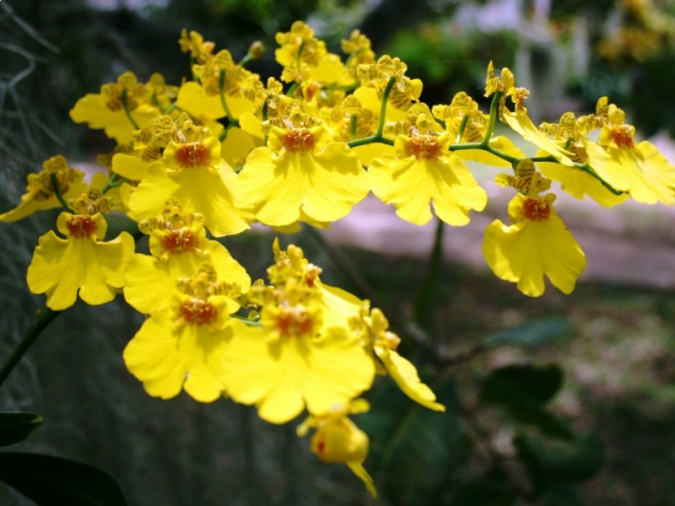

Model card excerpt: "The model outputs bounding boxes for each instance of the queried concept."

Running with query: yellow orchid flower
[482,173,587,297]
[222,320,375,423]
[354,55,423,122]
[234,107,369,227]
[111,115,177,181]
[369,116,487,226]
[350,302,445,412]
[70,72,163,144]
[0,155,87,223]
[536,151,628,208]
[275,21,346,85]
[319,95,394,166]
[124,201,250,315]
[26,213,134,310]
[341,29,376,82]
[128,119,251,237]
[297,400,377,497]
[266,239,361,332]
[176,49,258,122]
[123,264,234,402]
[178,29,215,63]
[585,103,675,205]
[484,62,575,167]
[221,241,375,423]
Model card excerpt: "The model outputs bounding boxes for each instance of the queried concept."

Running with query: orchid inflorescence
[2,21,674,496]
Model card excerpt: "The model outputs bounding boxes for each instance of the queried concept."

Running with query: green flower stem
[218,70,238,126]
[121,89,140,130]
[482,91,503,146]
[151,93,166,113]
[413,217,444,336]
[286,82,300,98]
[296,41,306,72]
[238,54,252,67]
[101,173,125,194]
[164,103,181,114]
[49,173,74,213]
[0,308,62,388]
[449,141,519,165]
[322,83,359,93]
[345,76,398,148]
[262,100,269,147]
[376,76,396,138]
[349,113,358,141]
[577,163,623,195]
[527,154,620,194]
[219,122,238,142]
[346,134,394,148]
[189,56,197,81]
[456,113,469,142]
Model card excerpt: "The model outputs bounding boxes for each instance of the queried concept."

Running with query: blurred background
[1,0,675,504]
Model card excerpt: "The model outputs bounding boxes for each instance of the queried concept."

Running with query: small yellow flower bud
[310,418,369,464]
[247,41,265,60]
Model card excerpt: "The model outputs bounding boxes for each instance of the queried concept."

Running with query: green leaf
[480,364,572,439]
[481,364,563,405]
[514,432,605,495]
[0,412,44,447]
[486,319,568,348]
[0,453,127,506]
[374,378,466,506]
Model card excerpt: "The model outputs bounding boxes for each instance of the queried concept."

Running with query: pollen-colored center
[522,197,551,222]
[175,142,211,168]
[179,298,218,326]
[281,128,315,153]
[609,125,635,149]
[161,229,198,255]
[405,136,442,160]
[275,305,314,338]
[66,216,98,238]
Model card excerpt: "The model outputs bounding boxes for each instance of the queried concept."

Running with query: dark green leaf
[480,364,572,439]
[515,432,605,494]
[375,378,466,506]
[486,319,568,348]
[481,364,563,406]
[0,453,127,506]
[0,412,44,447]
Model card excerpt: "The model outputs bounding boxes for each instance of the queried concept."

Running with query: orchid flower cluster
[2,21,675,496]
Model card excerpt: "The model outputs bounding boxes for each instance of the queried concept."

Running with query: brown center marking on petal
[161,229,199,255]
[66,216,98,238]
[522,197,551,222]
[609,125,635,150]
[404,136,442,160]
[175,142,212,168]
[275,305,314,338]
[179,298,218,326]
[281,128,315,153]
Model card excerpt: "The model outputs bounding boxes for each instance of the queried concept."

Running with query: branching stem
[0,308,61,388]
